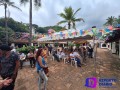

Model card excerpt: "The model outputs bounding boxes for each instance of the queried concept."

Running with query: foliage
[68,42,74,46]
[20,0,41,9]
[115,16,120,24]
[57,6,84,29]
[35,25,63,33]
[104,16,115,26]
[0,26,14,43]
[54,42,59,47]
[104,16,120,26]
[0,18,29,32]
[75,44,80,48]
[17,45,38,54]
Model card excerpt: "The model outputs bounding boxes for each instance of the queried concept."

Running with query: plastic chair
[71,58,77,68]
[52,56,54,61]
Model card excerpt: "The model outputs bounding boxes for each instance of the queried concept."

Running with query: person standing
[42,46,48,63]
[48,45,52,55]
[36,48,48,90]
[0,44,20,90]
[116,44,119,55]
[28,50,35,68]
[88,46,93,58]
[19,52,26,69]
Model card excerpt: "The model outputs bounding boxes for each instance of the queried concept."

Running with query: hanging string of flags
[37,25,116,42]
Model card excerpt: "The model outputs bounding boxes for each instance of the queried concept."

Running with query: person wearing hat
[0,44,20,90]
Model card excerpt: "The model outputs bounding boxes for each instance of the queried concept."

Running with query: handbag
[43,67,49,74]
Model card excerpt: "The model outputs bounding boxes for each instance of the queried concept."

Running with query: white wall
[100,43,107,48]
[108,43,112,50]
[112,42,116,53]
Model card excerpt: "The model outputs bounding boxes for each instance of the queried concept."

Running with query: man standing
[0,44,20,90]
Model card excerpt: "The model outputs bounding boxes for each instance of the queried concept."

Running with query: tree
[20,0,41,46]
[57,6,84,29]
[0,0,21,45]
[0,18,29,32]
[104,16,116,26]
[116,16,120,24]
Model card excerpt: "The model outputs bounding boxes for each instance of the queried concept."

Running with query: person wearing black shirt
[0,44,20,90]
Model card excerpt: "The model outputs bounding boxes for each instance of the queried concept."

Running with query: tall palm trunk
[29,0,32,46]
[68,22,70,29]
[5,3,8,45]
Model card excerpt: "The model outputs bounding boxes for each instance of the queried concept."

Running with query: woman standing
[36,48,48,90]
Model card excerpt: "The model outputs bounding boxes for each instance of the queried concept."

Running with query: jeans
[38,69,48,90]
[20,60,24,69]
[53,54,60,62]
[89,52,93,58]
[29,57,36,67]
[75,58,81,66]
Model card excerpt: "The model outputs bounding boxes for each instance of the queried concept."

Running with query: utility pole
[29,0,32,46]
[5,3,8,45]
[92,26,97,76]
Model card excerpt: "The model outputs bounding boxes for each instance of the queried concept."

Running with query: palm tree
[0,0,21,45]
[116,16,120,24]
[57,6,84,29]
[20,0,41,46]
[105,16,116,26]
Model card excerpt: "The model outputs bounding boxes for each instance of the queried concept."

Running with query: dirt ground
[15,48,120,90]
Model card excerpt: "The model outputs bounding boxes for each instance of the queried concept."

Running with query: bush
[17,45,38,54]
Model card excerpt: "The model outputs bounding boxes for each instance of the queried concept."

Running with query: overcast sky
[0,0,120,29]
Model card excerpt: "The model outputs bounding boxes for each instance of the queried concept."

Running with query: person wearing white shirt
[59,51,65,59]
[70,52,75,60]
[19,52,26,69]
[73,50,82,67]
[57,49,61,59]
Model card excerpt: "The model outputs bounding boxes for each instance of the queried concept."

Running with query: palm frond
[7,2,14,5]
[0,0,10,3]
[72,8,81,17]
[10,4,22,11]
[20,0,29,5]
[73,18,84,22]
[34,0,41,10]
[105,16,115,25]
[57,20,67,25]
[58,13,67,19]
[34,0,41,7]
[64,6,73,20]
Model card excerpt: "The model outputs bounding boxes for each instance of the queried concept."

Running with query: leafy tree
[0,18,29,32]
[57,6,84,29]
[0,0,21,44]
[0,26,14,44]
[36,27,46,33]
[35,25,63,33]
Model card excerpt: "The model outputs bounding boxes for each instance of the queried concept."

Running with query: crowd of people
[52,45,94,66]
[0,43,94,90]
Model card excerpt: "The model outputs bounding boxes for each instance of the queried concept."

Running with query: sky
[0,0,120,30]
